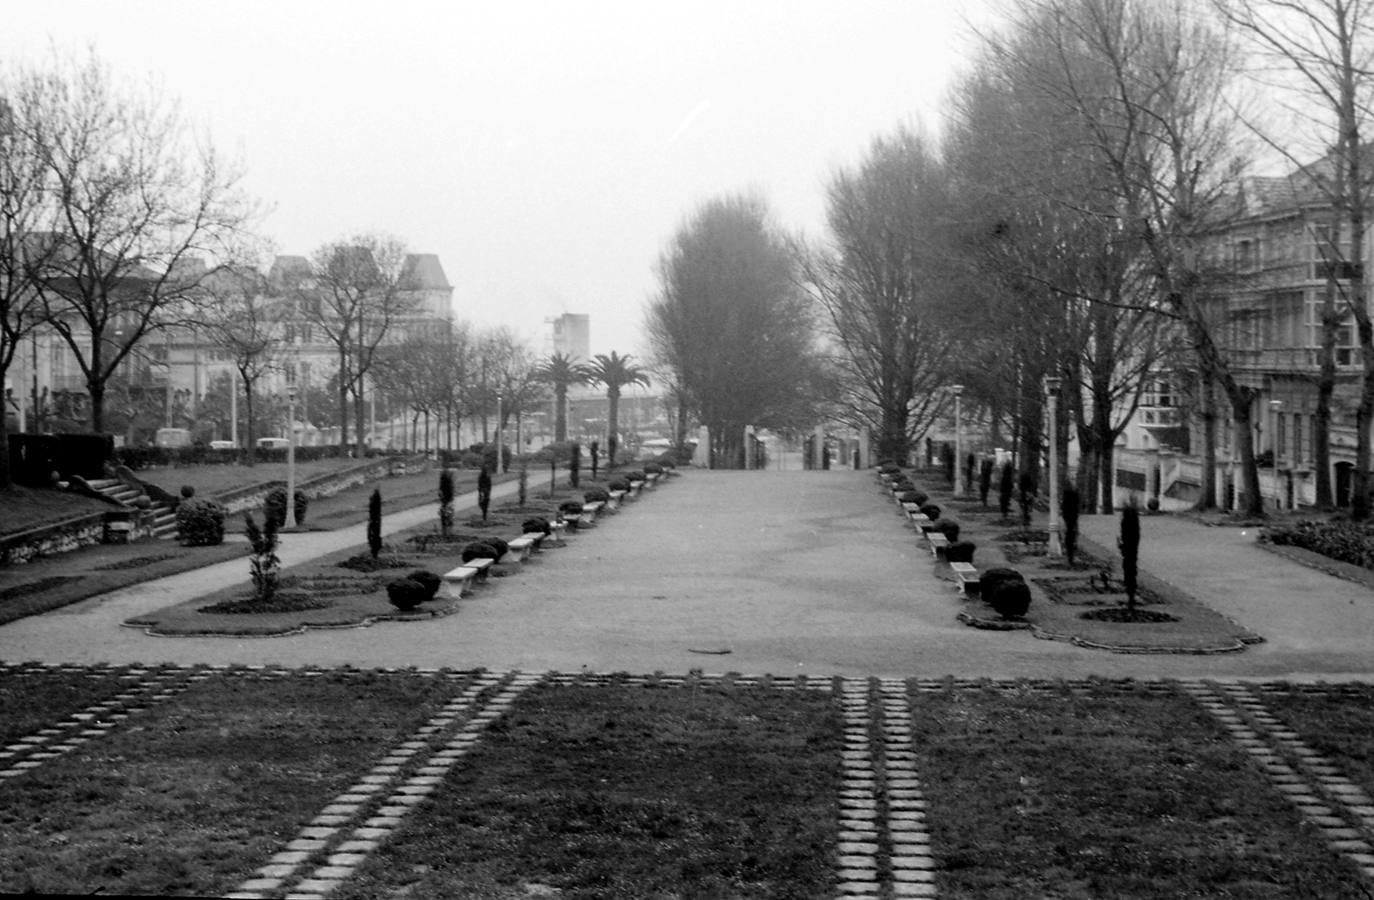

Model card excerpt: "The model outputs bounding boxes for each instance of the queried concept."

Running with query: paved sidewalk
[3,470,1374,680]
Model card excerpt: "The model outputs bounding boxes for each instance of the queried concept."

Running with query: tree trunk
[1316,276,1338,508]
[607,389,620,469]
[338,351,350,454]
[1231,394,1263,516]
[245,388,257,466]
[554,385,567,442]
[353,385,367,458]
[1099,444,1115,516]
[1197,371,1217,511]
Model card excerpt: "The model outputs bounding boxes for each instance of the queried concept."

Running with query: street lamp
[496,393,505,474]
[950,384,965,496]
[285,377,298,529]
[1269,398,1284,511]
[1044,376,1063,557]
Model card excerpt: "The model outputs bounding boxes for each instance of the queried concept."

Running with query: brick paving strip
[228,669,542,900]
[1183,680,1374,883]
[836,678,938,900]
[0,661,201,781]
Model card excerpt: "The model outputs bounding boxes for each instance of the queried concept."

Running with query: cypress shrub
[367,489,383,559]
[999,462,1015,519]
[1062,484,1081,566]
[438,469,455,537]
[478,466,492,521]
[264,487,308,528]
[979,458,994,507]
[1121,502,1140,612]
[570,442,581,489]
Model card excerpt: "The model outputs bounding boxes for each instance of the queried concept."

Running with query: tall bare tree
[1217,0,1374,514]
[0,71,54,488]
[23,51,254,434]
[799,126,953,464]
[302,234,417,457]
[198,265,279,465]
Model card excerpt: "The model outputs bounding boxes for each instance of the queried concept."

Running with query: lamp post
[1269,398,1284,511]
[1045,376,1063,557]
[496,393,505,474]
[285,376,298,529]
[950,384,965,496]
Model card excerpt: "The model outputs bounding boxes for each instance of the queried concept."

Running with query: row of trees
[688,0,1374,517]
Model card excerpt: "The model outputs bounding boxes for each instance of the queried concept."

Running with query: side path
[1077,512,1374,680]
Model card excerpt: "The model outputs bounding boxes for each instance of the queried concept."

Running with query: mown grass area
[910,681,1366,898]
[0,668,472,897]
[0,484,113,536]
[1262,684,1374,800]
[335,681,842,900]
[0,666,133,745]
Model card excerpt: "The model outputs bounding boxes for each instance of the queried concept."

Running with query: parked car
[209,440,236,450]
[256,437,289,451]
[155,427,193,449]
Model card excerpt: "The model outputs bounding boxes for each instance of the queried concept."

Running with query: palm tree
[586,351,651,468]
[535,352,591,442]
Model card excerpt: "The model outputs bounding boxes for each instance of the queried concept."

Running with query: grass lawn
[910,681,1366,898]
[0,667,472,897]
[0,666,134,746]
[334,680,843,900]
[1261,684,1374,801]
[0,484,113,536]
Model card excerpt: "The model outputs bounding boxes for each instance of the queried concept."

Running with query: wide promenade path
[4,469,1374,679]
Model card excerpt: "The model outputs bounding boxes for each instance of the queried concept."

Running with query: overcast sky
[1,1,994,360]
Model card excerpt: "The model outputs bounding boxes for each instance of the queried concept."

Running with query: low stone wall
[1,513,108,566]
[214,455,427,516]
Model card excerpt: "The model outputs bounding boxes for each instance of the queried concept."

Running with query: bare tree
[23,51,255,434]
[1216,0,1374,514]
[985,0,1261,513]
[198,265,279,465]
[0,70,55,487]
[646,193,821,468]
[798,126,954,464]
[302,234,417,457]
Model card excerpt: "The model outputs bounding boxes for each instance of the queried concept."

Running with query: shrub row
[1266,519,1374,570]
[386,568,442,611]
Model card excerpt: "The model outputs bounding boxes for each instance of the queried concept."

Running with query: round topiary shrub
[988,579,1032,619]
[625,470,646,483]
[559,500,585,517]
[175,497,226,546]
[655,456,676,469]
[980,567,1025,597]
[462,541,500,563]
[879,462,901,475]
[180,485,195,499]
[644,461,664,475]
[522,516,551,535]
[608,478,630,492]
[264,487,309,528]
[945,541,976,564]
[386,577,428,611]
[584,487,610,504]
[406,569,442,600]
[918,503,941,521]
[482,536,509,562]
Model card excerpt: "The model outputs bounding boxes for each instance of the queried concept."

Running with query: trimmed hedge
[386,578,428,611]
[264,487,308,528]
[522,516,551,535]
[406,569,442,600]
[988,579,1032,619]
[462,541,502,563]
[175,497,226,546]
[584,487,610,504]
[1267,520,1374,570]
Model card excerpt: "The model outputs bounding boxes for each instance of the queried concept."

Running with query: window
[1276,414,1287,461]
[1293,413,1303,463]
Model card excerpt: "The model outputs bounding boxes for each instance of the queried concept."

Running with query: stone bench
[440,566,479,599]
[607,490,627,510]
[506,535,537,563]
[926,532,950,559]
[465,556,496,582]
[949,562,980,598]
[910,513,933,532]
[901,502,921,520]
[546,520,567,545]
[579,501,605,527]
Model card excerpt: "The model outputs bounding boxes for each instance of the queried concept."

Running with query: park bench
[579,502,604,527]
[465,556,496,582]
[910,513,933,532]
[644,473,660,489]
[902,501,921,520]
[606,490,627,510]
[440,566,479,599]
[506,535,537,563]
[547,520,567,545]
[628,479,646,497]
[926,532,950,559]
[949,561,981,598]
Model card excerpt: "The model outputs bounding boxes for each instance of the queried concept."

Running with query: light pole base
[1048,523,1064,558]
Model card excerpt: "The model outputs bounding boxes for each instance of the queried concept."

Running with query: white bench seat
[579,501,605,526]
[440,566,479,598]
[506,535,537,562]
[910,513,933,531]
[949,562,980,596]
[607,490,627,510]
[926,532,950,558]
[465,556,495,581]
[547,520,567,545]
